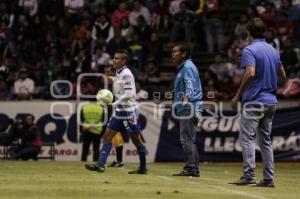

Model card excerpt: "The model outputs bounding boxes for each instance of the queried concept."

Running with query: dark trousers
[8,145,41,160]
[81,132,102,161]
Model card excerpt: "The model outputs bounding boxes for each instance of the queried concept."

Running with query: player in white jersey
[85,50,147,174]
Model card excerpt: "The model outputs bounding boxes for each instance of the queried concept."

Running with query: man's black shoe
[108,161,125,167]
[85,164,105,172]
[173,170,200,177]
[256,180,275,188]
[228,177,256,185]
[128,168,147,174]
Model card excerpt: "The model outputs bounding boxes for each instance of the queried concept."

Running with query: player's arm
[113,75,135,105]
[278,66,288,84]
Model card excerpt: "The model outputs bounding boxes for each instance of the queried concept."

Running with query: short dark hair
[27,114,35,122]
[115,49,129,61]
[176,44,191,59]
[247,18,266,38]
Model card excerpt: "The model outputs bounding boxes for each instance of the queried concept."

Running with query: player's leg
[109,132,125,167]
[256,105,276,187]
[128,133,147,174]
[85,127,118,172]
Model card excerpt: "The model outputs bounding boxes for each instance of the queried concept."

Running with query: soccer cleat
[256,180,275,188]
[85,164,105,173]
[108,161,125,167]
[173,170,200,177]
[128,168,147,174]
[228,176,256,185]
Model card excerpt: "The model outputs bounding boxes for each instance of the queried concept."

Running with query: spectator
[259,2,277,28]
[0,2,14,28]
[39,0,65,24]
[18,0,38,17]
[138,60,160,83]
[133,15,152,43]
[151,0,170,30]
[146,32,162,61]
[169,0,182,16]
[0,80,13,100]
[209,53,226,81]
[129,0,151,26]
[64,0,84,25]
[111,2,129,28]
[276,12,294,44]
[203,0,225,52]
[91,45,112,72]
[265,29,280,53]
[91,14,111,42]
[129,33,144,69]
[234,14,249,45]
[202,69,219,100]
[280,38,299,77]
[72,49,91,74]
[8,114,42,160]
[106,27,128,56]
[13,67,35,100]
[119,17,134,42]
[170,1,195,43]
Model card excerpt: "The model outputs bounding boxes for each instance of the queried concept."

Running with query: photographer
[0,118,22,146]
[8,114,42,160]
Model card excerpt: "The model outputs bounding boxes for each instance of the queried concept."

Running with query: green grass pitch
[0,161,299,199]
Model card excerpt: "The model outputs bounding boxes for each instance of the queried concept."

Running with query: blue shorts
[107,110,141,135]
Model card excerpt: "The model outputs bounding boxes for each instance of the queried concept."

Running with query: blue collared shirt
[174,59,203,114]
[240,38,282,105]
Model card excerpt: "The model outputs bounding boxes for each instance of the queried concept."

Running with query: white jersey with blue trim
[113,66,137,111]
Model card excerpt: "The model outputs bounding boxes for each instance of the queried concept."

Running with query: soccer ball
[96,89,113,104]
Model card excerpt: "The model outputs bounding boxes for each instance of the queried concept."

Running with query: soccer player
[85,49,147,174]
[171,44,203,177]
[230,18,287,187]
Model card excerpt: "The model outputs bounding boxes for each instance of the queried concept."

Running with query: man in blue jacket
[172,44,203,177]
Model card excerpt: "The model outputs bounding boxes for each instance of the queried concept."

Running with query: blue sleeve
[240,48,255,69]
[183,67,194,97]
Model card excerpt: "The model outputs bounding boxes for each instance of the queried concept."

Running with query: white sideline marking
[213,185,267,199]
[157,175,176,181]
[154,175,267,199]
[121,167,267,199]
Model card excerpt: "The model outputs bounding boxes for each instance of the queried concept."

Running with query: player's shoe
[128,168,147,174]
[173,170,200,177]
[108,161,125,167]
[228,176,256,185]
[85,164,105,173]
[256,180,275,188]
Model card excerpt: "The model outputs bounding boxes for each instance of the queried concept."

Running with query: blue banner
[155,107,300,162]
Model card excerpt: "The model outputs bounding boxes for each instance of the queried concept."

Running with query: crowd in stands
[0,0,299,101]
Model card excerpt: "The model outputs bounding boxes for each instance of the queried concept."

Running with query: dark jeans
[8,145,41,160]
[240,104,276,181]
[81,132,102,161]
[178,110,199,172]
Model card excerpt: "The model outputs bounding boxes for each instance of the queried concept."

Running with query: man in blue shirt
[172,44,203,177]
[230,18,287,187]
